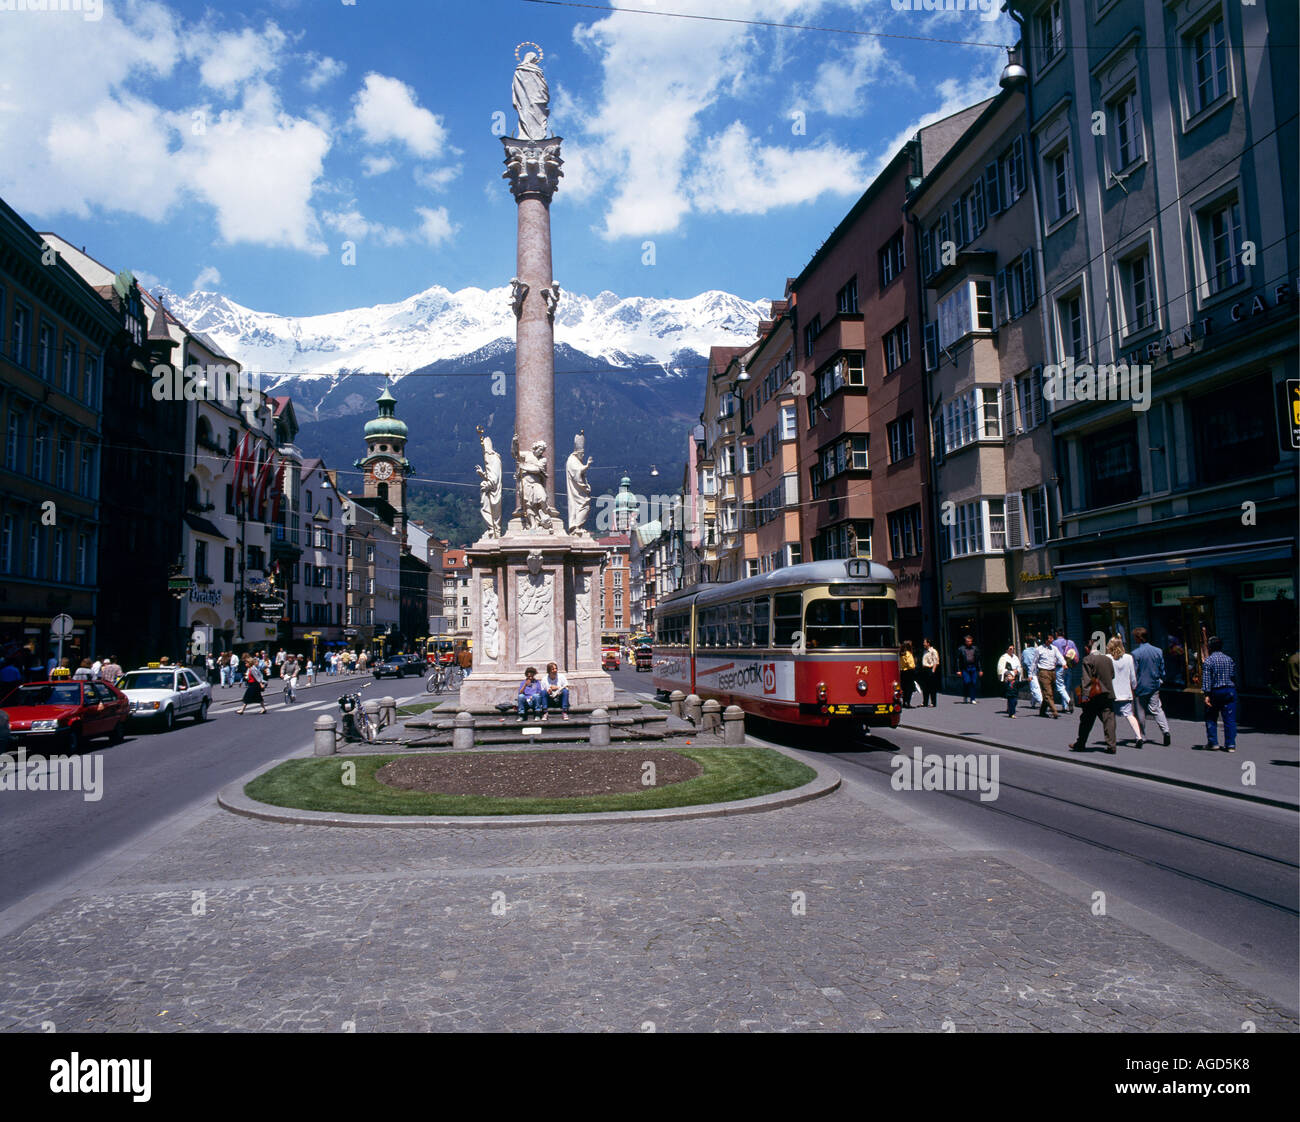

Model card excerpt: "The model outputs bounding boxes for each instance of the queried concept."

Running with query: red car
[1,680,129,753]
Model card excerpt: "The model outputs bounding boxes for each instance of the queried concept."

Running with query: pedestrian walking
[237,656,267,715]
[306,658,316,687]
[1107,636,1144,747]
[1021,635,1044,709]
[1069,646,1116,753]
[282,654,299,705]
[100,656,122,686]
[997,645,1023,718]
[90,656,103,680]
[1050,630,1075,712]
[274,648,286,679]
[899,640,917,708]
[919,639,940,706]
[1130,627,1171,746]
[1036,637,1064,719]
[1201,636,1238,753]
[956,635,982,703]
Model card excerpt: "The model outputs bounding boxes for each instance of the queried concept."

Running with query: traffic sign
[50,613,74,639]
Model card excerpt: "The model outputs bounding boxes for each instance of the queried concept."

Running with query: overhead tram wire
[517,0,1287,50]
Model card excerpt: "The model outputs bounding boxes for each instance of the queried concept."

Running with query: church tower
[355,382,412,539]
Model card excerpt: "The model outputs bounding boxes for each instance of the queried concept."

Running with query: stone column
[503,137,563,516]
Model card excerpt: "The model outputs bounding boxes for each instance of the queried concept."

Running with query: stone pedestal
[459,531,614,711]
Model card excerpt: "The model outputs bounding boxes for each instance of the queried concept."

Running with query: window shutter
[1021,247,1036,307]
[1012,135,1026,198]
[938,213,951,256]
[923,321,939,370]
[996,269,1008,324]
[1002,378,1017,435]
[984,161,1001,215]
[1004,492,1024,550]
[1031,364,1046,426]
[921,229,933,278]
[951,200,964,247]
[972,178,986,235]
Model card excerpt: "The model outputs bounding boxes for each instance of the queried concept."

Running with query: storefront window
[1238,577,1296,693]
[1148,584,1190,687]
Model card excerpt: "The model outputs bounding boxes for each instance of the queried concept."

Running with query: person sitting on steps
[516,666,545,721]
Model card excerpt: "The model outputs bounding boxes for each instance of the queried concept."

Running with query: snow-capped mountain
[155,283,767,380]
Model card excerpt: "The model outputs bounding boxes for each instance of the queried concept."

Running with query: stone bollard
[453,711,475,751]
[588,707,611,747]
[701,698,722,734]
[723,705,746,746]
[314,715,337,756]
[669,690,685,718]
[380,696,397,727]
[685,693,703,727]
[362,699,381,734]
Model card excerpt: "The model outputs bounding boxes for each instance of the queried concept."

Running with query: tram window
[773,593,803,646]
[753,597,770,647]
[738,599,753,647]
[725,601,738,646]
[804,597,897,649]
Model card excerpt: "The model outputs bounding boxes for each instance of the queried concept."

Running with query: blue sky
[1,0,1015,315]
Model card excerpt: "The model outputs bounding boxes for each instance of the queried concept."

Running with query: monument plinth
[458,46,614,711]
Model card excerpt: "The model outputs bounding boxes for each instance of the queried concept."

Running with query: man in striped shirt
[1201,636,1237,753]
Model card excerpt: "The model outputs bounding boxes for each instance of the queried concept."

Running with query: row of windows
[887,505,923,560]
[812,520,872,562]
[3,415,99,494]
[806,353,865,419]
[921,137,1027,279]
[747,350,797,418]
[937,388,1000,456]
[0,288,105,408]
[0,516,94,583]
[744,543,803,578]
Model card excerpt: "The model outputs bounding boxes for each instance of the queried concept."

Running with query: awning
[1054,538,1295,582]
[184,513,228,540]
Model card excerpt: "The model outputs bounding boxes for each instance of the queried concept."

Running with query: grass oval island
[244,746,817,817]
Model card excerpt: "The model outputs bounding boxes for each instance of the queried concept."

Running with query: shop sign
[189,588,222,606]
[1286,379,1300,451]
[1081,587,1110,608]
[167,576,194,592]
[1150,585,1190,606]
[1019,571,1055,583]
[1240,577,1294,602]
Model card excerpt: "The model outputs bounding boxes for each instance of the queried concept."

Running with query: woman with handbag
[237,655,267,715]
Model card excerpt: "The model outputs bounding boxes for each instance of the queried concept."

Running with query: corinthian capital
[501,136,564,199]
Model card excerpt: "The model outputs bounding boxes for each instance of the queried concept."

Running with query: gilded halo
[514,41,543,62]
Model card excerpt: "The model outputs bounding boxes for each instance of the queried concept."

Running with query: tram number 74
[854,665,871,676]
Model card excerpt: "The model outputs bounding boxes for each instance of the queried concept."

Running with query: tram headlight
[891,680,901,704]
[857,679,867,695]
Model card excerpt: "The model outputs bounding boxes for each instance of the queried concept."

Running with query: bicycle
[337,684,379,742]
[427,663,465,693]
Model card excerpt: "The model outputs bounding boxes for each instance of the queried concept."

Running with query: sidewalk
[897,694,1299,809]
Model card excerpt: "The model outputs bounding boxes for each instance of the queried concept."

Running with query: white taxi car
[118,665,212,731]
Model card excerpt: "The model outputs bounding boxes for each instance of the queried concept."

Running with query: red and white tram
[652,559,901,733]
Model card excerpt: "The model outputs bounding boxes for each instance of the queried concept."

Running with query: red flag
[269,458,286,523]
[252,449,274,521]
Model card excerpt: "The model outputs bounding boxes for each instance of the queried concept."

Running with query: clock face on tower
[371,460,395,481]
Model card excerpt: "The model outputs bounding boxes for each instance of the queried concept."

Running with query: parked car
[373,656,415,680]
[118,666,212,730]
[403,654,427,675]
[0,680,129,752]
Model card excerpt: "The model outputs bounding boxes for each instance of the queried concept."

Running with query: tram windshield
[804,597,897,650]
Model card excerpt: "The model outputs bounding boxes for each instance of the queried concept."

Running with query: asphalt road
[0,671,407,914]
[614,668,1298,1002]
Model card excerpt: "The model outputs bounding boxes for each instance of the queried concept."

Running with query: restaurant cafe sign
[189,588,222,606]
[1117,280,1297,370]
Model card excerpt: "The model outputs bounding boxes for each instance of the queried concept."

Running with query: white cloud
[413,164,461,191]
[192,265,222,291]
[321,208,409,248]
[362,155,396,177]
[351,72,447,158]
[192,22,289,95]
[302,52,345,92]
[567,0,839,238]
[689,122,866,214]
[415,206,457,247]
[184,83,331,253]
[795,37,901,116]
